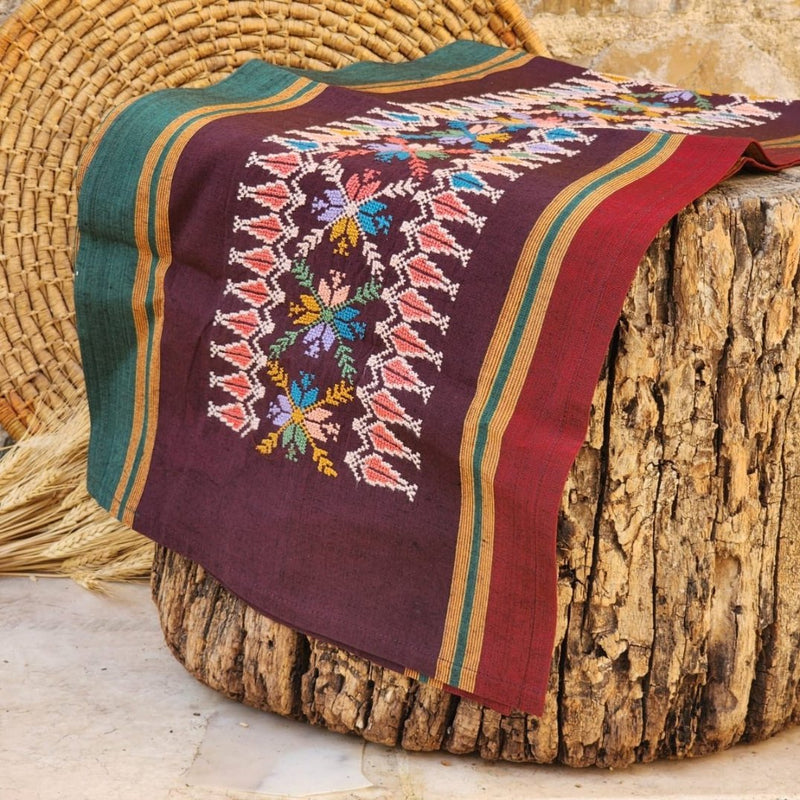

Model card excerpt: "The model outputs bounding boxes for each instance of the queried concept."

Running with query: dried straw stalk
[0,401,152,588]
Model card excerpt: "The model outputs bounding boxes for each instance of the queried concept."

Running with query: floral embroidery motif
[361,136,469,179]
[408,119,512,151]
[477,73,779,135]
[269,259,381,382]
[311,169,392,255]
[257,362,353,477]
[209,66,780,498]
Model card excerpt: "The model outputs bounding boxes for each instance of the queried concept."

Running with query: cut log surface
[151,168,800,768]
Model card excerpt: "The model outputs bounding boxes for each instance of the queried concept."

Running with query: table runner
[74,41,800,716]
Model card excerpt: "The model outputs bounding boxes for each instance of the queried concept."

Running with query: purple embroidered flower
[267,392,293,428]
[313,188,347,224]
[256,362,354,476]
[291,271,368,357]
[303,318,338,357]
[663,89,696,103]
[269,262,382,382]
[311,170,392,255]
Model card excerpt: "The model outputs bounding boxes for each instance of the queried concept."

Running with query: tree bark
[151,168,800,767]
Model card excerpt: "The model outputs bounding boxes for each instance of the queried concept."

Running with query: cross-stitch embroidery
[256,362,353,477]
[208,74,780,499]
[268,259,382,382]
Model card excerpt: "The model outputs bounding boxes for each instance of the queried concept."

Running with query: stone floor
[1,4,800,799]
[2,576,799,800]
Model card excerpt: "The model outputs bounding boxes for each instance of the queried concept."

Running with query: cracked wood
[151,168,800,767]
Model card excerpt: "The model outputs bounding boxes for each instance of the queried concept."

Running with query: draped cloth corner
[72,41,800,715]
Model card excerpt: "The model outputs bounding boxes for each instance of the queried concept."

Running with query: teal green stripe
[75,68,318,511]
[290,41,523,86]
[448,134,672,686]
[114,79,320,514]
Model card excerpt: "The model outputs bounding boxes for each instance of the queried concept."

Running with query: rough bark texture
[151,168,800,767]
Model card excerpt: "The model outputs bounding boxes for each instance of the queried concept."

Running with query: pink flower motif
[318,271,351,307]
[303,406,339,442]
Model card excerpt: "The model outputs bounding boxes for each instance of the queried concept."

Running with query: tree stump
[151,168,800,768]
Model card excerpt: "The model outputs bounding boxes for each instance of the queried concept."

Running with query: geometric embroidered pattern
[208,76,779,500]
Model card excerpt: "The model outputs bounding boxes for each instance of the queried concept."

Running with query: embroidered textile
[74,42,800,715]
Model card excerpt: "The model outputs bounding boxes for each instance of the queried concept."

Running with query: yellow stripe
[346,50,533,94]
[435,133,683,690]
[76,97,142,189]
[110,81,325,521]
[760,134,800,149]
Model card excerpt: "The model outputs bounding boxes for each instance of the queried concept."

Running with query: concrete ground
[1,4,799,800]
[1,576,799,800]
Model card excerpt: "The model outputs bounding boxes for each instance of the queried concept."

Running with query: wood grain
[151,168,800,767]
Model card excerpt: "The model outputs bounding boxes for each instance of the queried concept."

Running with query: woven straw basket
[0,0,547,441]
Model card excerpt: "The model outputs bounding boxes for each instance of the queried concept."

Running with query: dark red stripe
[474,135,759,714]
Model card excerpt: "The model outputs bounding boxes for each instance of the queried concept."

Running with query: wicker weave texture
[0,0,547,438]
